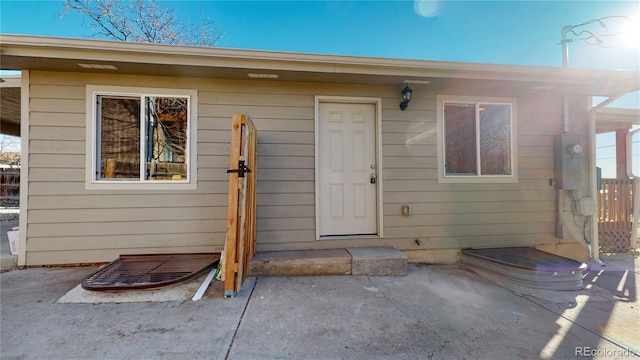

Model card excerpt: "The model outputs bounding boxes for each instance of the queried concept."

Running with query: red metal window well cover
[82,253,220,291]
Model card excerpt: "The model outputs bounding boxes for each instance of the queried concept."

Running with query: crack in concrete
[366,276,413,319]
[468,319,512,344]
[427,338,451,359]
[224,278,257,360]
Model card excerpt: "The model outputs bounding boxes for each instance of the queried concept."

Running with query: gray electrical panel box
[554,133,583,190]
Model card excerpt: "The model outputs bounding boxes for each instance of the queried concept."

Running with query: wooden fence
[223,114,257,297]
[597,178,635,253]
[0,168,20,199]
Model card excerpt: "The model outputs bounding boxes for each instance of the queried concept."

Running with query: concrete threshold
[248,247,407,277]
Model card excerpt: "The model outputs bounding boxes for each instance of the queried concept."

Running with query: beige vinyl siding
[24,70,588,265]
[377,87,579,252]
[26,72,226,265]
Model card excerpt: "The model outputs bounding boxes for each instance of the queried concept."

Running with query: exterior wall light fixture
[399,85,413,111]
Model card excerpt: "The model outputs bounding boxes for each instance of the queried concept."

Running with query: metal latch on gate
[225,160,252,178]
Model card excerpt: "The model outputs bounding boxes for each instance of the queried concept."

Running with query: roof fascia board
[1,34,638,90]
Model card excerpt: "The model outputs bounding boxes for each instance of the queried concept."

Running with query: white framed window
[437,95,517,183]
[85,85,198,190]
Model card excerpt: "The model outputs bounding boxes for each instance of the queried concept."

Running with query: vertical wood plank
[224,114,243,296]
[246,116,257,268]
[235,116,248,293]
[608,182,615,222]
[224,113,258,297]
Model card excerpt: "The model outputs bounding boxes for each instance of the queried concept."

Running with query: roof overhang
[1,34,638,98]
[596,108,640,134]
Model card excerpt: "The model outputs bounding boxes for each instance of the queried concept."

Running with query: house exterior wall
[23,70,590,266]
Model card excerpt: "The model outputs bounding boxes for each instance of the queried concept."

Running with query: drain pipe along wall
[587,91,632,265]
[557,91,622,265]
[555,94,587,246]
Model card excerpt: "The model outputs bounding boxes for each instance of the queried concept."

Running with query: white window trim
[85,85,198,190]
[437,95,517,184]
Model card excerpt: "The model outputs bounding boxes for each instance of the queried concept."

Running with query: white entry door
[318,102,377,237]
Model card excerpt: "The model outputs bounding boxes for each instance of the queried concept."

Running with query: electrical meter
[554,133,582,190]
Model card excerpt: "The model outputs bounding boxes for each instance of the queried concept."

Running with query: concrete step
[249,247,407,277]
[348,247,408,276]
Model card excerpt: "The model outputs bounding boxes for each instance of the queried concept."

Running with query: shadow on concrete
[512,254,639,359]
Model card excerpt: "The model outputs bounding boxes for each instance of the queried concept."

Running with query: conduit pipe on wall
[557,93,574,241]
[563,94,570,134]
[561,88,632,264]
[556,189,565,240]
[556,95,570,242]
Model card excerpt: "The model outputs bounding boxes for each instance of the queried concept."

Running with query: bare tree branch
[0,135,21,166]
[60,0,224,46]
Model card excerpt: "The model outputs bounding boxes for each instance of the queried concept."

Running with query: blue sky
[1,0,639,174]
[1,1,638,103]
[1,0,639,69]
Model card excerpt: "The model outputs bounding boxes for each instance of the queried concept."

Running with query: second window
[439,97,515,181]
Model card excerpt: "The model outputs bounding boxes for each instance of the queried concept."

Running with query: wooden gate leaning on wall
[223,114,258,297]
[597,179,635,253]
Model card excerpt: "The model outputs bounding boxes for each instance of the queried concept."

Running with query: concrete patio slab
[2,259,638,359]
[1,266,254,360]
